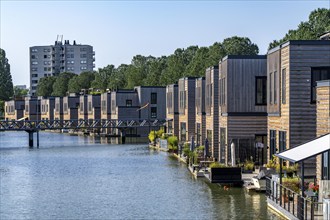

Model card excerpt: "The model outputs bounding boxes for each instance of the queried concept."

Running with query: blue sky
[1,0,329,86]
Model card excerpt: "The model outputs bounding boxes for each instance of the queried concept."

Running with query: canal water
[0,131,280,219]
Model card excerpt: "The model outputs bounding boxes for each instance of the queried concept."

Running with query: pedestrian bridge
[0,119,167,131]
[0,119,168,148]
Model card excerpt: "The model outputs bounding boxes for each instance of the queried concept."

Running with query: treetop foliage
[269,8,330,49]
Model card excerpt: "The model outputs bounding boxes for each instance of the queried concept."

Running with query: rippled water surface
[0,131,279,219]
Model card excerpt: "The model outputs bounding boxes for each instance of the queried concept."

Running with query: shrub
[244,160,254,170]
[148,131,157,143]
[210,162,228,168]
[168,136,178,151]
[282,177,300,193]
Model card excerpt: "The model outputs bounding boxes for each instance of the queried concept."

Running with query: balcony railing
[266,177,323,220]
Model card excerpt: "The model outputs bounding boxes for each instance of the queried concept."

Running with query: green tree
[222,36,259,56]
[0,48,14,101]
[92,65,115,91]
[52,72,76,96]
[36,76,56,97]
[68,71,95,93]
[108,64,128,90]
[13,86,29,97]
[269,8,330,49]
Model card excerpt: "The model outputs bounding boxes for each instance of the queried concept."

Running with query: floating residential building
[195,77,205,147]
[166,84,179,137]
[267,40,330,172]
[63,95,80,121]
[178,77,197,142]
[23,96,41,121]
[205,66,219,160]
[54,97,64,120]
[40,96,55,121]
[4,98,25,120]
[219,55,267,164]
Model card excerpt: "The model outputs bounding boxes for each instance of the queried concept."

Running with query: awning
[276,133,330,163]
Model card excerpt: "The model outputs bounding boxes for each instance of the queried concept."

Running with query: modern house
[29,38,95,96]
[78,95,88,120]
[166,84,179,137]
[110,89,139,136]
[62,95,80,121]
[205,66,219,160]
[40,97,55,121]
[23,96,41,121]
[195,77,206,147]
[87,94,101,121]
[316,80,330,182]
[219,55,267,164]
[178,77,197,142]
[100,91,112,134]
[4,98,25,120]
[54,97,64,120]
[267,40,330,172]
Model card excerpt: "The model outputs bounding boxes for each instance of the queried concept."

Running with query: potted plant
[243,160,254,173]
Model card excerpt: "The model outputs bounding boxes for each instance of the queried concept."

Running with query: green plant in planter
[282,177,300,194]
[266,155,278,169]
[244,160,254,171]
[209,162,228,168]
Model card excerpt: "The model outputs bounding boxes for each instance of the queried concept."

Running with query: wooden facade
[101,92,111,120]
[63,95,79,121]
[178,77,197,142]
[195,77,205,146]
[166,84,179,137]
[4,99,25,120]
[219,55,267,164]
[316,80,330,182]
[78,95,88,120]
[40,97,55,121]
[23,96,41,121]
[87,94,101,120]
[54,97,64,120]
[205,66,219,160]
[267,41,330,172]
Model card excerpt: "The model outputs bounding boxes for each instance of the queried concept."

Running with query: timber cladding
[267,41,330,163]
[205,66,219,161]
[316,81,330,182]
[178,77,197,141]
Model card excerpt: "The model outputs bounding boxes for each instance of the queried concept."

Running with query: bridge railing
[0,119,167,131]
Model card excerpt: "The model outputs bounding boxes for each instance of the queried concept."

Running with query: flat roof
[268,40,330,54]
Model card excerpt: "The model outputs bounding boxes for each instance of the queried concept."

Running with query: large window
[279,131,286,152]
[179,91,186,111]
[311,67,330,103]
[269,72,273,104]
[167,92,172,113]
[282,69,286,104]
[274,71,277,104]
[180,122,186,142]
[220,128,226,163]
[322,152,330,180]
[270,130,277,159]
[219,78,226,106]
[255,76,267,105]
[151,93,157,104]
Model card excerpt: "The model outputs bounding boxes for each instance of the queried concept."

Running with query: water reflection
[0,132,279,219]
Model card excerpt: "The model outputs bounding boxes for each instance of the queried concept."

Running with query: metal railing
[266,177,323,220]
[0,119,167,131]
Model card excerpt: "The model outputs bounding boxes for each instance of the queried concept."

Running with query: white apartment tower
[30,38,95,95]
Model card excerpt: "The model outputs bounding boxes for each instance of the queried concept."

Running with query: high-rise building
[29,38,95,96]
